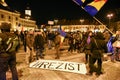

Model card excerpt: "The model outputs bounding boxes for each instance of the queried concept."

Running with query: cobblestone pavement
[6,46,120,80]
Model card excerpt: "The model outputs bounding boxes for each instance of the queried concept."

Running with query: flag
[58,26,66,46]
[107,36,114,53]
[0,0,8,7]
[58,26,66,37]
[72,0,107,16]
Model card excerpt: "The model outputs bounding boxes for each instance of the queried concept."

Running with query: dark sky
[5,0,120,25]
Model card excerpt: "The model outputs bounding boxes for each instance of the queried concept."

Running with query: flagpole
[72,0,113,34]
[80,7,113,34]
[93,17,113,34]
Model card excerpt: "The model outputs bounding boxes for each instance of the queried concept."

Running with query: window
[8,16,11,19]
[1,14,4,18]
[16,22,18,26]
[16,17,18,21]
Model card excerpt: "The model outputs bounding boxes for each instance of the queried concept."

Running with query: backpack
[6,36,19,53]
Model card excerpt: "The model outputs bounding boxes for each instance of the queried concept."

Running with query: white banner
[29,60,87,74]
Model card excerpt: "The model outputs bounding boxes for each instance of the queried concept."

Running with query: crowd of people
[19,26,120,76]
[0,22,120,79]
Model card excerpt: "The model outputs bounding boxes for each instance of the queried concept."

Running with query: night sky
[5,0,120,25]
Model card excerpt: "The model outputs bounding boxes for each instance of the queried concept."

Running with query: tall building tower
[25,4,31,20]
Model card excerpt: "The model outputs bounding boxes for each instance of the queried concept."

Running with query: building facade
[47,25,106,32]
[0,5,36,31]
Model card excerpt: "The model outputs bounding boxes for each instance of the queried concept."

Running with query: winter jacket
[34,34,45,49]
[90,32,107,58]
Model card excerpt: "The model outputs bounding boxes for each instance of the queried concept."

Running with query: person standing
[107,34,115,62]
[47,31,55,49]
[26,29,34,64]
[23,31,27,52]
[80,31,93,64]
[112,30,120,61]
[54,32,61,59]
[34,30,45,59]
[68,34,74,53]
[88,32,107,76]
[0,22,19,80]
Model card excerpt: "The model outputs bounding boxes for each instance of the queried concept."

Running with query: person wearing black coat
[88,32,107,76]
[34,31,45,59]
[81,31,93,64]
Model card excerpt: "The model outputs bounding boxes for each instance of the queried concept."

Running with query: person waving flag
[72,0,107,16]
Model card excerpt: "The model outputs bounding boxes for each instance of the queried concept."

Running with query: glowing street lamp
[54,19,58,25]
[48,20,54,30]
[80,19,84,25]
[107,13,113,26]
[54,19,59,29]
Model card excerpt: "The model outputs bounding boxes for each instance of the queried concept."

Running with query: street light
[54,19,58,25]
[80,19,84,25]
[48,20,54,31]
[107,13,113,27]
[54,19,58,30]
